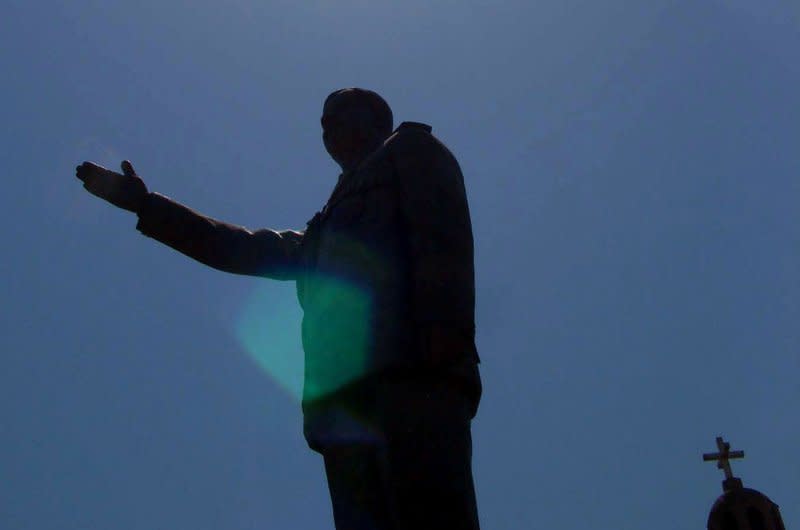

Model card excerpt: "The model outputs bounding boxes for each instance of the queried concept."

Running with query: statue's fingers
[76,161,104,182]
[78,165,107,191]
[75,162,93,182]
[121,160,136,177]
[82,179,101,197]
[82,172,114,199]
[80,169,99,190]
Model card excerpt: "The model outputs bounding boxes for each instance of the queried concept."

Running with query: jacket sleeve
[135,192,303,280]
[389,129,476,329]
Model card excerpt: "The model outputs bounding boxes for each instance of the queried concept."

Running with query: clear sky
[1,1,798,528]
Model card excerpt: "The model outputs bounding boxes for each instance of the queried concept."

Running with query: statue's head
[322,88,393,172]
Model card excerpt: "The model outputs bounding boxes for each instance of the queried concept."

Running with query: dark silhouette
[76,88,481,530]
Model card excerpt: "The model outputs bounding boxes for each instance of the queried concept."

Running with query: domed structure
[707,485,785,530]
[703,437,786,530]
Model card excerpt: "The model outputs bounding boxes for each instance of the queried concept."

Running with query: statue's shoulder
[384,121,446,159]
[389,121,434,143]
[396,121,433,134]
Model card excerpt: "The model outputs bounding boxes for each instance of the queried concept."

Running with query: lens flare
[234,273,373,402]
[299,273,372,401]
[235,283,305,401]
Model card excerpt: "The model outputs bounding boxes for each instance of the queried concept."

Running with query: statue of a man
[76,88,481,530]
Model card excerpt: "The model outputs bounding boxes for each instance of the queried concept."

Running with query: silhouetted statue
[76,88,481,530]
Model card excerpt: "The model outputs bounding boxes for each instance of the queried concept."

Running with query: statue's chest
[296,155,405,308]
[320,156,400,243]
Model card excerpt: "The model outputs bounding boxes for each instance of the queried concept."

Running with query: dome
[707,486,785,530]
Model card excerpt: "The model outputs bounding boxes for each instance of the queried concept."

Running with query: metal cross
[702,436,745,479]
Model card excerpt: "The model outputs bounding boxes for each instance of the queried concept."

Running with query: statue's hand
[76,160,148,213]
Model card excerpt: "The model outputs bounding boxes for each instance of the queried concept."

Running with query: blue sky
[1,1,798,528]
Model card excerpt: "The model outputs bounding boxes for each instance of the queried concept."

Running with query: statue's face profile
[321,89,391,172]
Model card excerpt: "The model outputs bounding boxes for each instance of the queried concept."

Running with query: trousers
[320,376,480,530]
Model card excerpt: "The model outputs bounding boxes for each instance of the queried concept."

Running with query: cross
[703,436,745,479]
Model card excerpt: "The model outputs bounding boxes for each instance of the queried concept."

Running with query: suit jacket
[136,122,480,448]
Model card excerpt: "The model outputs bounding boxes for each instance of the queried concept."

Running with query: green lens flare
[234,274,372,402]
[300,274,372,401]
[235,284,305,401]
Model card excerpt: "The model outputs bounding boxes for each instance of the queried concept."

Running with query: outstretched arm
[136,192,302,279]
[75,161,303,280]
